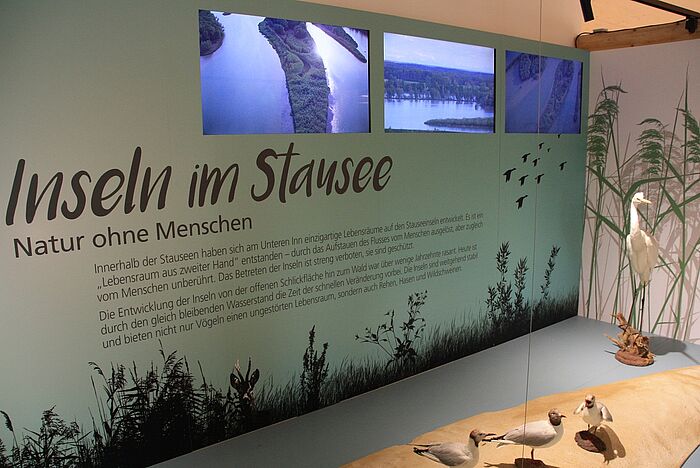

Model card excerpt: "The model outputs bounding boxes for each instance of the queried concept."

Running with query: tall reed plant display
[583,77,700,339]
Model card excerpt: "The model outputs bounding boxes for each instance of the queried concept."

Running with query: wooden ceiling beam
[576,19,700,51]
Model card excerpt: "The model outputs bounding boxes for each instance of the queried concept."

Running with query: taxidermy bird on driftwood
[626,192,659,330]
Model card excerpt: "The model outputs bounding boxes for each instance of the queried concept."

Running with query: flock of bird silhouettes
[503,135,568,209]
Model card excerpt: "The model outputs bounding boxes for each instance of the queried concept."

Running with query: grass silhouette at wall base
[0,246,575,467]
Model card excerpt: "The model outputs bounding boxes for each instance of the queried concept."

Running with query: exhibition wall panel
[580,40,700,342]
[0,0,587,465]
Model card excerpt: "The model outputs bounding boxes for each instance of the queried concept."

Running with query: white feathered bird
[412,429,494,467]
[626,192,659,285]
[574,394,613,433]
[487,409,565,461]
[626,192,659,328]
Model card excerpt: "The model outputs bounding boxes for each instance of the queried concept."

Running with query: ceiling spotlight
[580,0,595,22]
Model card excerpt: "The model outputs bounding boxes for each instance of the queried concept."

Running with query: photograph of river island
[199,10,369,134]
[383,33,494,133]
[505,51,582,133]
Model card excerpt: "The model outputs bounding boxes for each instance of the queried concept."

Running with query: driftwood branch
[606,312,654,366]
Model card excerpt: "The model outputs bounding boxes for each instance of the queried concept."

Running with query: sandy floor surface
[344,366,700,467]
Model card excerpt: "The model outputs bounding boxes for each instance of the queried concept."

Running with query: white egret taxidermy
[626,192,659,331]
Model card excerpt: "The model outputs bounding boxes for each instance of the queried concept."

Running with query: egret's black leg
[639,284,651,332]
[628,284,639,325]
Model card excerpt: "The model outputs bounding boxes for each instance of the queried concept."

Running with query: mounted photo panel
[505,50,582,134]
[384,33,495,133]
[200,10,370,134]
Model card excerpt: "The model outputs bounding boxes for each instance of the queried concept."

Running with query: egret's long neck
[630,202,640,235]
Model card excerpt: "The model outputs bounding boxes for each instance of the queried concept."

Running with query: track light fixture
[631,0,700,33]
[580,0,594,22]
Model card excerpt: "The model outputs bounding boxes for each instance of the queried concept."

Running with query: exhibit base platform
[346,366,700,467]
[156,317,700,468]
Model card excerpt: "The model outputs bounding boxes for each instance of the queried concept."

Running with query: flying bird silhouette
[521,153,530,163]
[532,157,541,167]
[519,175,528,186]
[546,147,551,152]
[516,195,528,209]
[535,174,544,184]
[559,161,567,171]
[503,168,517,182]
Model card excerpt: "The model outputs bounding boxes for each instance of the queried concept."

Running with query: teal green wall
[0,0,588,464]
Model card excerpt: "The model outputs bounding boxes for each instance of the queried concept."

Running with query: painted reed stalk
[584,84,625,319]
[584,76,699,336]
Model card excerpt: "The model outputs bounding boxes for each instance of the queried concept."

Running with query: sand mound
[344,366,700,467]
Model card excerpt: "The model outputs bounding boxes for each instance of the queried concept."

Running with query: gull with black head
[487,408,566,462]
[412,429,494,467]
[574,394,612,433]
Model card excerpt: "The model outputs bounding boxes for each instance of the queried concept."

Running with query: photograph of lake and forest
[199,10,369,134]
[383,33,495,133]
[505,50,582,134]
